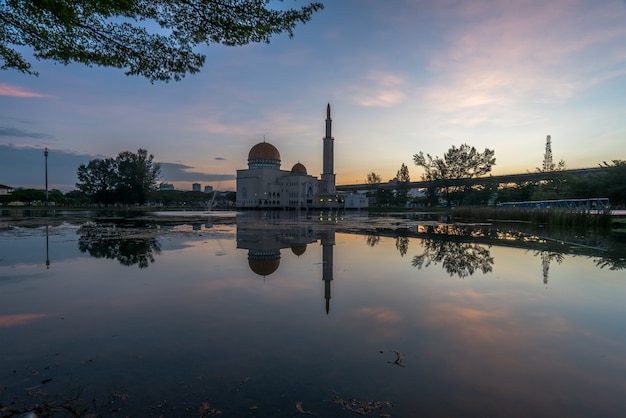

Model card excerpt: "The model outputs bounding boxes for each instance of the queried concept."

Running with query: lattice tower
[542,135,554,172]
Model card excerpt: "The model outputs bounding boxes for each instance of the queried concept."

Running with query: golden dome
[291,162,307,174]
[248,141,280,161]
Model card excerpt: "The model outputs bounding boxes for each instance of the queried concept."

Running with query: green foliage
[76,148,160,204]
[1,0,324,82]
[413,144,496,206]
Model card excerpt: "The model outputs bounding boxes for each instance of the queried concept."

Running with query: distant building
[236,104,341,209]
[159,183,175,191]
[0,184,14,195]
[192,183,201,192]
[344,193,368,209]
[204,185,214,193]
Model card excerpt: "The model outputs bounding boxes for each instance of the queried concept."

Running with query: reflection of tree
[395,236,409,257]
[366,235,381,247]
[594,253,626,270]
[78,226,161,268]
[412,240,493,278]
[536,251,564,285]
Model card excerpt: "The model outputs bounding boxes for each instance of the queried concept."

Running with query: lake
[1,210,625,417]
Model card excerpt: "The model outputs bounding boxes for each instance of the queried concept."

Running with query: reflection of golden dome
[291,162,307,174]
[248,142,280,161]
[248,258,280,276]
[248,249,281,276]
[291,245,307,256]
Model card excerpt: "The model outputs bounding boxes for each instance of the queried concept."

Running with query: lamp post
[44,147,49,205]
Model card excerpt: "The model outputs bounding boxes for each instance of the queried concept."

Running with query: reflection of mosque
[236,215,336,314]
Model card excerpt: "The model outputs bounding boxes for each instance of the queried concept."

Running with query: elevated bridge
[336,167,603,193]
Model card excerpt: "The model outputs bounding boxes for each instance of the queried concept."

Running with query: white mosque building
[236,104,343,209]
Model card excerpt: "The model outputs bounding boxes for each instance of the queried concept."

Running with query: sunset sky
[1,0,626,192]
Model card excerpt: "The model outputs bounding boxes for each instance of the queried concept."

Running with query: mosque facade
[236,104,341,209]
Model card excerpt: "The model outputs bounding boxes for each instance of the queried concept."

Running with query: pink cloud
[0,83,50,98]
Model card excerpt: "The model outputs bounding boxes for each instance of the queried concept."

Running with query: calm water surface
[1,211,625,417]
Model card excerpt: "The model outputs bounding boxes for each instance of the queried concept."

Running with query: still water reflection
[1,211,626,417]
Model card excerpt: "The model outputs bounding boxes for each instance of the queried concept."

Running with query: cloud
[0,126,55,140]
[421,0,626,125]
[349,70,407,107]
[0,144,94,191]
[159,162,235,182]
[0,83,51,98]
[215,157,226,161]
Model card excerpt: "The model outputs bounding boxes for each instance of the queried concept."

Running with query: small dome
[291,162,307,174]
[248,141,280,161]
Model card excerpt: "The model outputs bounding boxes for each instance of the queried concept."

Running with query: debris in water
[332,391,393,416]
[386,350,406,367]
[199,402,222,416]
[296,401,312,414]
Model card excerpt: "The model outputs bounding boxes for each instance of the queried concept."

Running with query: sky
[1,0,626,192]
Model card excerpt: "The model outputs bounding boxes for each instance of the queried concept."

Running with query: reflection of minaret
[45,225,50,269]
[321,103,336,194]
[321,229,335,314]
[541,251,549,286]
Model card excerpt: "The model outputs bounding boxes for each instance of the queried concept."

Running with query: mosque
[236,104,347,209]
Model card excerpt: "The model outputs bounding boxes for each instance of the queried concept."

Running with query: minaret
[321,103,336,194]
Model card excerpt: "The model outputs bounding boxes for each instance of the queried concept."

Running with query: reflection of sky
[1,228,626,416]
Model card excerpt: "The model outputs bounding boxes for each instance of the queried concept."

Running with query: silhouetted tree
[115,149,161,204]
[413,144,495,206]
[76,157,118,204]
[394,163,410,206]
[76,149,160,204]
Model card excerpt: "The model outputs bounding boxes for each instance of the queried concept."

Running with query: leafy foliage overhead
[1,0,324,82]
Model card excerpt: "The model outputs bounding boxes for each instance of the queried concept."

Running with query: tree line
[365,144,625,208]
[1,148,234,207]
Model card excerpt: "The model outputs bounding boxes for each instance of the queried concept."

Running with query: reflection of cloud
[420,287,626,407]
[0,83,51,98]
[352,307,403,339]
[355,307,402,325]
[0,313,52,327]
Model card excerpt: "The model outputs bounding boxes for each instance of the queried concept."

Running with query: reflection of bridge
[498,198,611,210]
[336,167,602,192]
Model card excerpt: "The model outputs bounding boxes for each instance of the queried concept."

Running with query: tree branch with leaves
[1,0,324,82]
